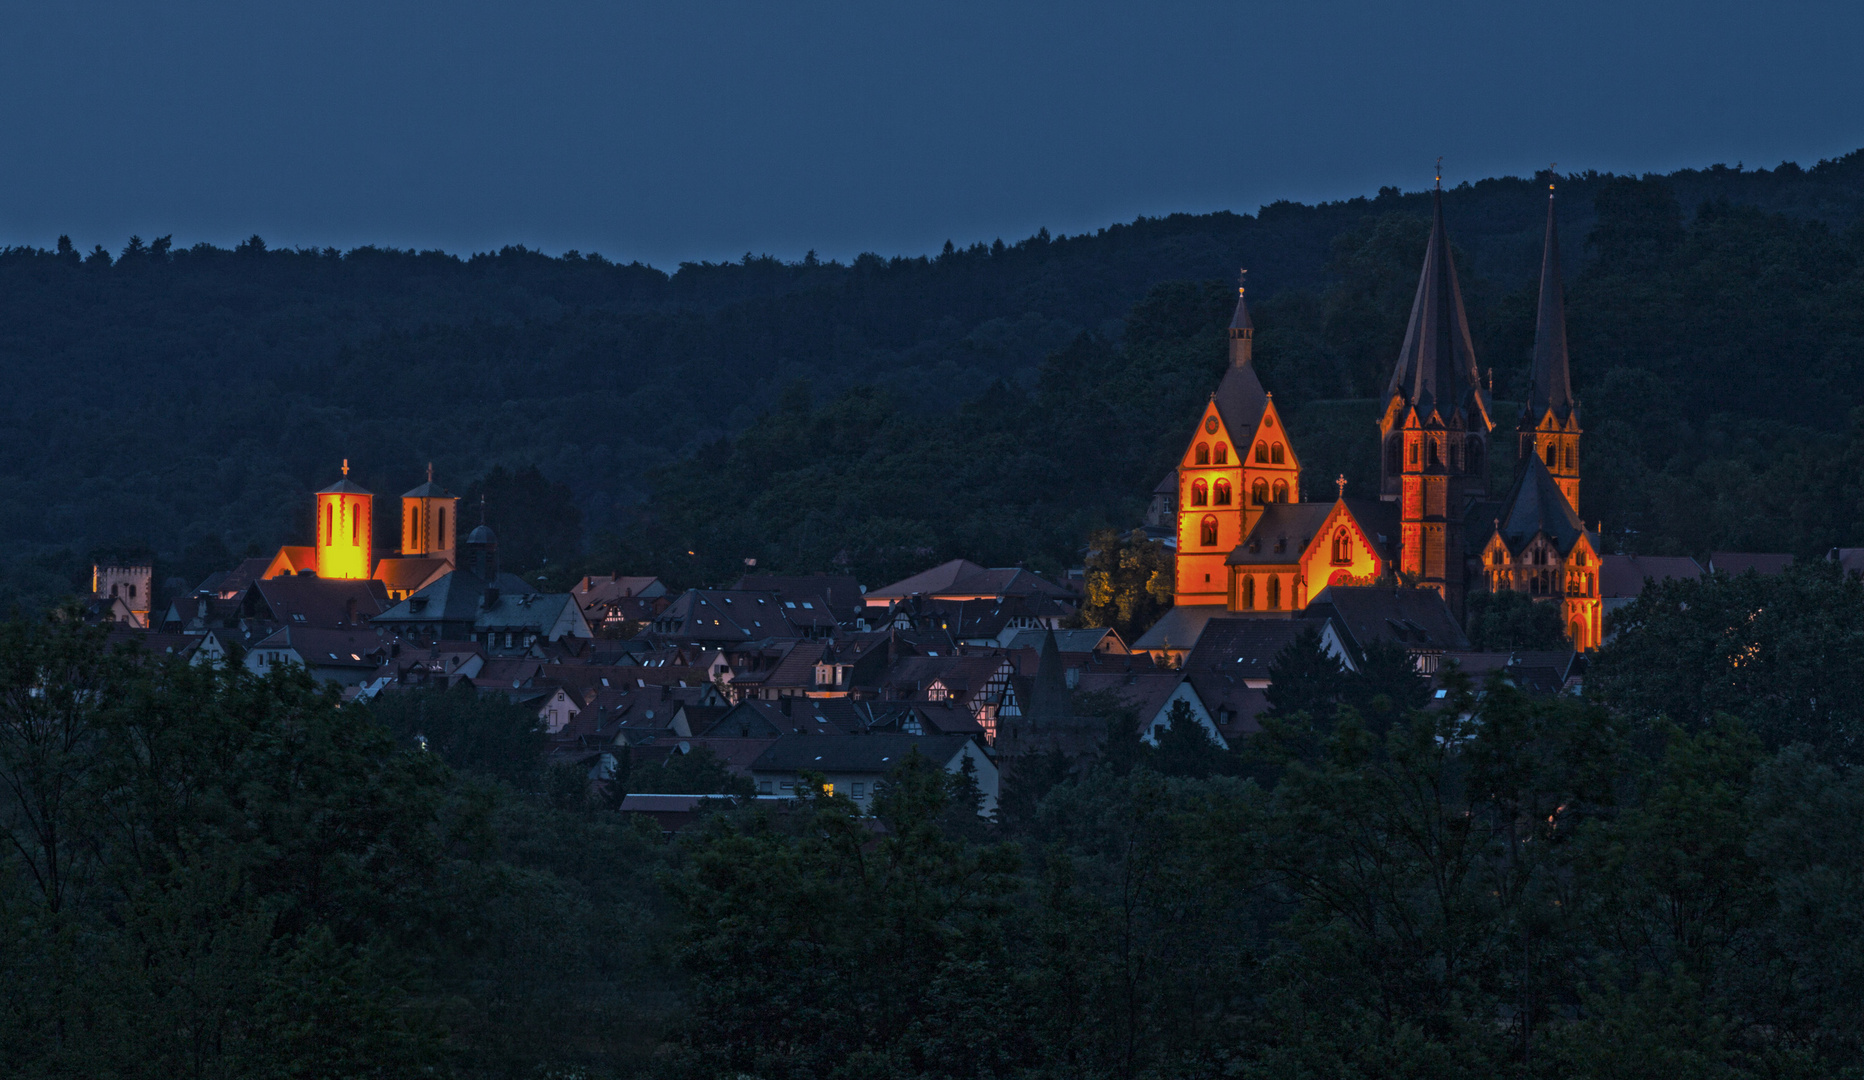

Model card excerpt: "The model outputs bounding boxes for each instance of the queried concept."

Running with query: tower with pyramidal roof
[1476,175,1602,649]
[1376,174,1496,614]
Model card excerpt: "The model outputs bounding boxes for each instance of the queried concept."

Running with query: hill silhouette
[3,152,1863,603]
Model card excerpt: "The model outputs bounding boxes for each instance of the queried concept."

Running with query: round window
[1204,416,1218,434]
[1265,414,1275,428]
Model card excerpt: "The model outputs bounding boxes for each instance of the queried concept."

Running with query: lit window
[1191,479,1208,506]
[1213,442,1228,464]
[1200,515,1218,547]
[1255,441,1269,463]
[1196,442,1210,465]
[1271,443,1285,464]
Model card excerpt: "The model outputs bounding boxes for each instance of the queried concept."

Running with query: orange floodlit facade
[314,461,374,581]
[401,464,458,557]
[1164,182,1604,650]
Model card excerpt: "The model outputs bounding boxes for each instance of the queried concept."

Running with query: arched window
[1200,515,1218,547]
[324,504,333,545]
[437,506,446,547]
[1255,441,1269,463]
[1570,620,1584,646]
[1565,445,1575,469]
[1429,439,1442,467]
[1451,441,1463,470]
[1409,441,1419,466]
[1267,575,1281,610]
[1191,479,1208,506]
[1196,442,1210,465]
[1213,442,1228,464]
[1273,479,1289,503]
[1251,479,1269,505]
[1213,479,1231,505]
[352,508,360,545]
[1545,443,1556,466]
[1468,437,1483,476]
[1241,575,1255,609]
[1332,527,1352,564]
[1271,443,1285,464]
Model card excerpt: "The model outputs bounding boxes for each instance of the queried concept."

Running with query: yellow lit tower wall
[314,464,375,580]
[1174,283,1296,604]
[401,468,458,556]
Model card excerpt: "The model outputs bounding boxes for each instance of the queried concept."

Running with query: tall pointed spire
[1228,268,1253,368]
[1527,178,1576,423]
[1385,188,1490,430]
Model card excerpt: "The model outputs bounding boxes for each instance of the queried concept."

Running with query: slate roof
[247,576,389,628]
[316,476,373,496]
[1210,354,1270,447]
[1228,502,1336,564]
[750,733,981,775]
[651,590,799,642]
[1305,585,1469,654]
[1597,555,1703,599]
[476,592,585,637]
[1181,618,1308,682]
[1493,454,1593,556]
[1708,552,1794,576]
[998,627,1126,654]
[868,559,1072,602]
[1072,671,1189,732]
[1386,189,1493,432]
[1526,190,1577,424]
[373,568,532,627]
[373,556,451,595]
[401,479,453,499]
[251,626,389,669]
[1131,603,1226,652]
[734,573,866,622]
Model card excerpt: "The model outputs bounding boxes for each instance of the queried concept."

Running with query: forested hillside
[2,153,1863,602]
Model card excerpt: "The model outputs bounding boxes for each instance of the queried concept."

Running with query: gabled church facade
[1164,178,1601,649]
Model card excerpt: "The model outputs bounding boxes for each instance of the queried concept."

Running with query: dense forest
[3,152,1864,603]
[7,561,1864,1077]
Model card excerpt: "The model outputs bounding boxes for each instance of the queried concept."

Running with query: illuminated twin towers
[293,460,459,582]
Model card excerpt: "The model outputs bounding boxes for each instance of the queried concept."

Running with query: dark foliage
[1466,587,1573,650]
[8,153,1864,608]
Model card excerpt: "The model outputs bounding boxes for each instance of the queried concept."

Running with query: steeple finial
[479,493,487,525]
[1227,268,1254,368]
[1526,175,1576,424]
[427,461,434,483]
[1336,474,1347,499]
[1435,156,1443,191]
[341,458,349,477]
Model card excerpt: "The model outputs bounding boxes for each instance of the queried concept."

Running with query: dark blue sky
[2,0,1859,268]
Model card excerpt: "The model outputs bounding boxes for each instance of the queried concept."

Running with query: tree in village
[1071,529,1175,642]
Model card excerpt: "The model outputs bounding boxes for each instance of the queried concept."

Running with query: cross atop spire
[1237,267,1248,295]
[426,461,434,483]
[341,458,349,477]
[1336,474,1347,499]
[479,492,487,525]
[1435,156,1443,191]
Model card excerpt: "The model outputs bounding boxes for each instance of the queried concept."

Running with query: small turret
[1228,269,1254,369]
[314,459,374,580]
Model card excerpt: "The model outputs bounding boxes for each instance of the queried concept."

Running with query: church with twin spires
[1166,180,1602,651]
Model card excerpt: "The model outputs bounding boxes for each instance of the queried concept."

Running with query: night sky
[2,0,1860,267]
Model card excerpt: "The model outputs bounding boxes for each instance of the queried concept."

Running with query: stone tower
[314,460,374,580]
[1377,184,1494,613]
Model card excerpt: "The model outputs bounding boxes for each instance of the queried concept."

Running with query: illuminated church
[261,461,462,600]
[1166,180,1601,650]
